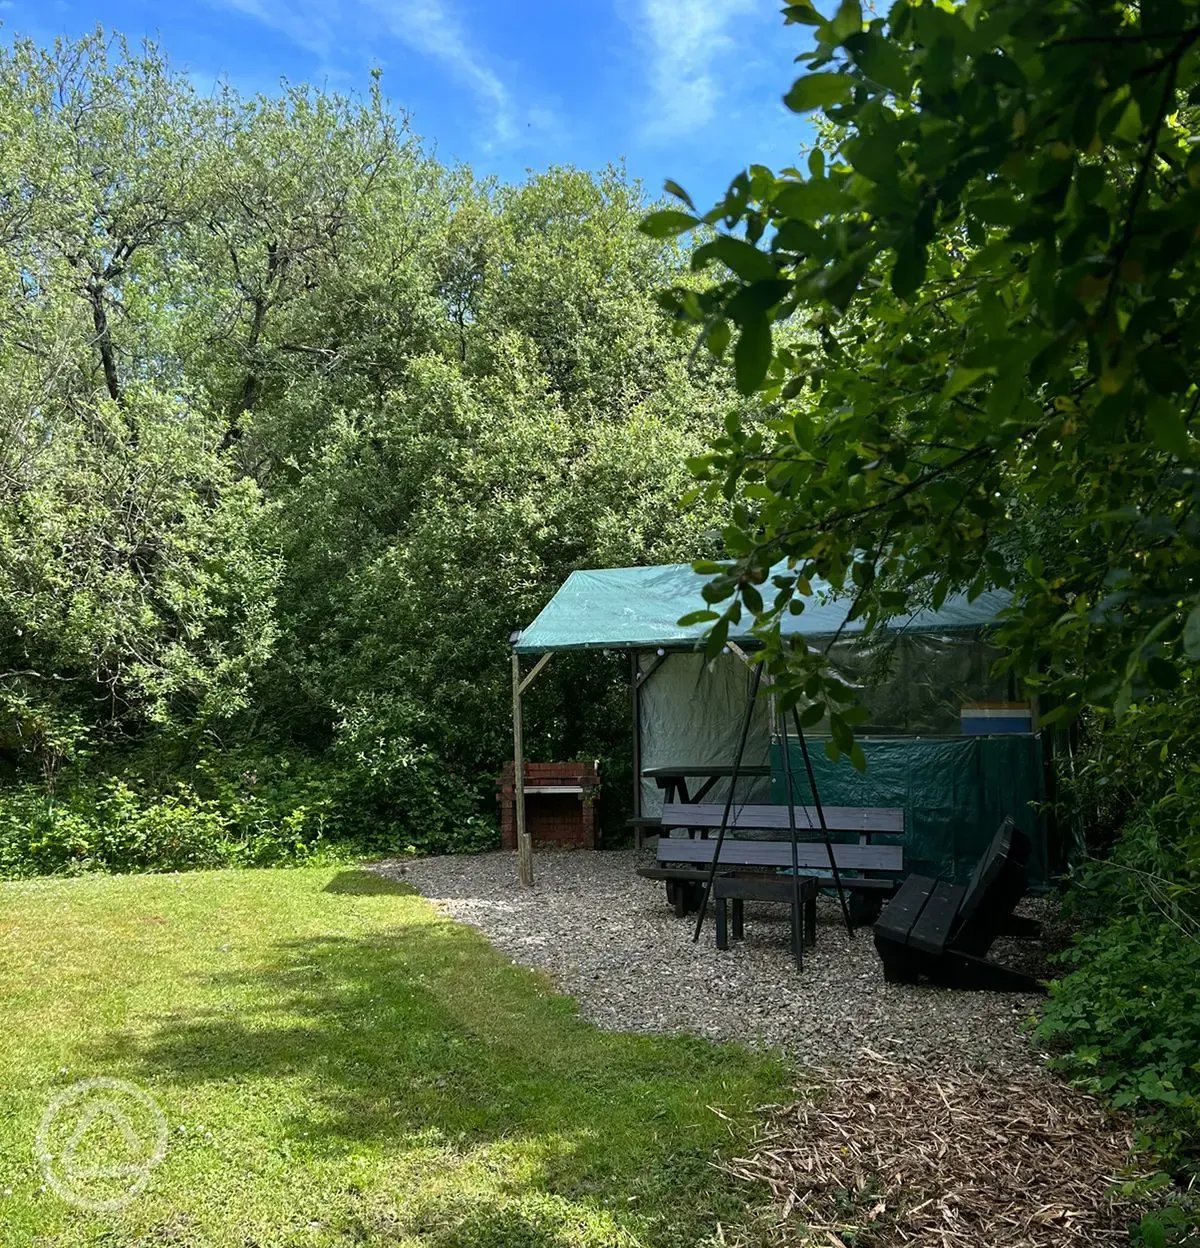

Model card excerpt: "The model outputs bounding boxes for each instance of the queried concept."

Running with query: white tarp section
[637,651,773,815]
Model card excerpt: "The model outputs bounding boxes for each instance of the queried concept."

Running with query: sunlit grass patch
[0,865,787,1246]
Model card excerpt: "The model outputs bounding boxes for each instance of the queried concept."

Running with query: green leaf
[1139,1214,1167,1248]
[1113,97,1142,144]
[1184,605,1200,659]
[700,235,777,282]
[639,209,700,239]
[829,711,854,751]
[784,72,853,114]
[807,147,825,179]
[1033,704,1071,728]
[706,319,731,359]
[677,610,719,627]
[704,616,730,660]
[969,195,1024,227]
[891,238,926,299]
[852,32,910,96]
[1146,400,1190,456]
[734,314,773,395]
[774,179,852,219]
[1138,347,1190,396]
[782,0,822,24]
[829,0,863,42]
[662,180,695,210]
[943,366,991,398]
[1146,656,1180,690]
[726,280,792,321]
[844,131,897,182]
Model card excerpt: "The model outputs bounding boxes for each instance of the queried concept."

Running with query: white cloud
[366,0,515,146]
[636,0,759,140]
[220,0,335,62]
[213,0,518,146]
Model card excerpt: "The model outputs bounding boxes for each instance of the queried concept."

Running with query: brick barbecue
[497,761,600,850]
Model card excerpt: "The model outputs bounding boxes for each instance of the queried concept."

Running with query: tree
[0,34,279,776]
[267,167,739,818]
[648,0,1200,757]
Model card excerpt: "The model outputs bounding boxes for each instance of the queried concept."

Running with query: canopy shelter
[514,563,1009,656]
[509,562,1019,887]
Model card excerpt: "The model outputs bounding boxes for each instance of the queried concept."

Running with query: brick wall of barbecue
[497,762,599,850]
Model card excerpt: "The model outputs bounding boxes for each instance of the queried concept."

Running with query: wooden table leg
[670,882,687,919]
[715,896,729,949]
[731,897,744,941]
[805,892,817,947]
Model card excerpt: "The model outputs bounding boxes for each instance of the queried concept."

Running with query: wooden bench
[637,801,905,923]
[873,818,1045,993]
[626,816,662,850]
[658,801,904,838]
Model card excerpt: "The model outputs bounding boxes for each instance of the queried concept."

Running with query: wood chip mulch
[719,1053,1147,1247]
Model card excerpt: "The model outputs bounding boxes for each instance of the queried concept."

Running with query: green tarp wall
[770,735,1053,890]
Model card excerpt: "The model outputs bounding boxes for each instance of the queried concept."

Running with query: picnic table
[639,801,906,925]
[640,764,771,804]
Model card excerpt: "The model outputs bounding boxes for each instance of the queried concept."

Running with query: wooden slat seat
[637,800,906,926]
[659,802,904,836]
[655,836,902,872]
[873,819,1045,993]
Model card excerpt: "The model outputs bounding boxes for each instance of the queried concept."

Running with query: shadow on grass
[322,869,415,896]
[89,899,783,1245]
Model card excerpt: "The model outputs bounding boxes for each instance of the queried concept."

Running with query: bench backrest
[659,802,904,836]
[656,835,903,873]
[952,817,1032,956]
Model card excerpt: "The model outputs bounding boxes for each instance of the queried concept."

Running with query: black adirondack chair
[873,818,1045,993]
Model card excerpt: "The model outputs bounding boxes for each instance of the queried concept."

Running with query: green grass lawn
[0,866,788,1247]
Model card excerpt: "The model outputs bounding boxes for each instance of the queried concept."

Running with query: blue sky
[3,0,814,209]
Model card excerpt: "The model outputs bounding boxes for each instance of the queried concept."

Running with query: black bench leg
[805,895,816,948]
[789,903,805,971]
[882,959,920,984]
[945,951,1046,994]
[731,898,744,942]
[849,892,884,927]
[716,897,729,950]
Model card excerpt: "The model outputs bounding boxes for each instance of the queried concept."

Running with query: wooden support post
[518,651,553,696]
[512,652,533,887]
[631,651,642,822]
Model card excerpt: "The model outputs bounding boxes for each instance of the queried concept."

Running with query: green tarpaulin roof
[514,562,1011,655]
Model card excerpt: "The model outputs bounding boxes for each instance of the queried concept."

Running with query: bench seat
[639,801,905,926]
[873,819,1044,993]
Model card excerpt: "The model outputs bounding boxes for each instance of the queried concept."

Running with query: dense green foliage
[0,867,787,1246]
[0,32,735,872]
[643,0,1200,1214]
[1035,699,1200,1187]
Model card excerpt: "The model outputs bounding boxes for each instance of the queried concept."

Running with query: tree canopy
[0,31,736,848]
[648,0,1200,763]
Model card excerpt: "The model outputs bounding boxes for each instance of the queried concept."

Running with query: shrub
[0,739,501,880]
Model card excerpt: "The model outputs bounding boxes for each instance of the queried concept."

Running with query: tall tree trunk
[88,279,120,402]
[222,241,279,452]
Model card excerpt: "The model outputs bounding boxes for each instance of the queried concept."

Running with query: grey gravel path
[374,848,1053,1074]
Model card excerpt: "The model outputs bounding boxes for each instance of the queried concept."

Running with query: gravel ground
[375,848,1057,1074]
